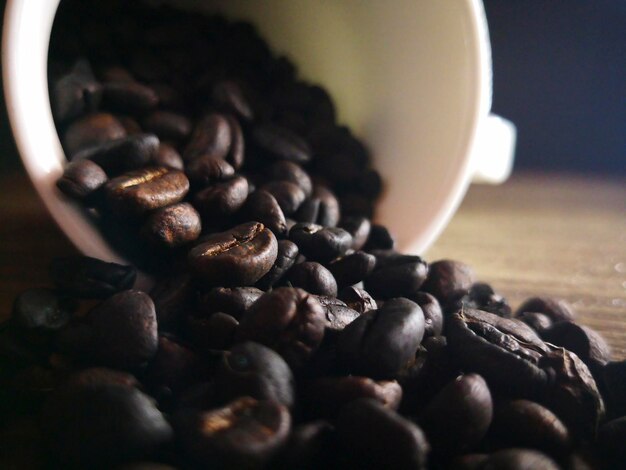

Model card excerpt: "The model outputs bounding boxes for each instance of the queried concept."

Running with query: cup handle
[470,114,517,184]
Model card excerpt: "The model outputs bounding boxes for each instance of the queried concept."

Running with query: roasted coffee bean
[338,286,378,314]
[193,175,249,218]
[176,397,291,469]
[541,321,611,367]
[72,133,159,174]
[319,303,359,333]
[50,255,136,298]
[312,185,341,227]
[117,115,143,135]
[149,273,193,330]
[52,59,102,122]
[363,224,395,251]
[225,114,245,170]
[142,111,191,142]
[411,292,444,338]
[339,216,371,251]
[328,251,376,288]
[261,180,306,216]
[153,142,184,170]
[244,190,288,237]
[289,223,352,262]
[337,298,425,379]
[42,381,172,468]
[105,167,189,215]
[236,287,326,369]
[459,282,513,318]
[488,400,571,461]
[287,262,338,297]
[188,222,278,286]
[302,377,402,418]
[273,421,335,470]
[64,112,127,155]
[214,342,294,408]
[418,374,493,453]
[599,360,626,418]
[151,82,185,111]
[56,159,108,200]
[517,311,553,334]
[252,122,311,163]
[267,161,313,197]
[479,449,560,470]
[141,202,201,248]
[212,80,254,121]
[11,289,74,332]
[186,313,239,351]
[364,255,428,299]
[294,198,321,224]
[185,154,235,186]
[447,309,604,439]
[336,399,429,470]
[421,259,476,306]
[184,113,231,161]
[597,417,626,467]
[101,81,159,115]
[256,240,299,290]
[515,296,576,323]
[145,335,199,392]
[199,287,264,321]
[86,290,158,369]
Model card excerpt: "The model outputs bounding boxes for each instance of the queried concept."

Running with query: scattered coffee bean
[211,80,254,121]
[153,142,184,170]
[101,81,159,115]
[363,224,395,251]
[64,112,127,156]
[198,287,264,321]
[411,292,444,338]
[337,286,378,314]
[267,160,313,197]
[339,216,371,251]
[287,261,338,297]
[421,259,475,307]
[541,321,611,367]
[56,159,108,201]
[244,189,288,237]
[193,175,249,219]
[142,202,201,248]
[515,296,576,323]
[364,254,428,299]
[256,240,299,290]
[183,113,232,161]
[289,223,352,262]
[185,154,235,186]
[252,122,312,163]
[328,251,376,288]
[142,111,192,141]
[261,180,306,216]
[72,133,159,174]
[517,311,553,334]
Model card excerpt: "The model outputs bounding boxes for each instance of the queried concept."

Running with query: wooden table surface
[1,169,625,358]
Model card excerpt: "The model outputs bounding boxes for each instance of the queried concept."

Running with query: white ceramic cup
[2,0,515,264]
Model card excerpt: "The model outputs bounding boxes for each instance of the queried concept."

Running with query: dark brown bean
[517,311,553,334]
[101,81,159,115]
[188,222,278,286]
[411,292,444,338]
[198,287,264,321]
[328,251,376,288]
[339,216,372,251]
[72,133,159,174]
[64,112,127,155]
[267,161,313,198]
[184,113,231,161]
[256,240,300,290]
[515,296,576,323]
[252,122,312,163]
[287,262,338,297]
[421,259,476,306]
[145,335,199,392]
[541,321,611,366]
[225,114,245,170]
[261,180,306,216]
[153,142,184,170]
[142,110,192,141]
[212,80,254,121]
[364,255,428,299]
[289,223,352,262]
[193,175,249,218]
[363,224,395,251]
[149,273,194,330]
[244,190,288,237]
[338,286,378,314]
[185,154,235,186]
[312,185,341,227]
[56,159,107,200]
[141,202,201,248]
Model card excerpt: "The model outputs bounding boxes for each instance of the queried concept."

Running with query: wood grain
[1,170,625,358]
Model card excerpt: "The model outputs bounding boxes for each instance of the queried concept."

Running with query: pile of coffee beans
[1,0,624,469]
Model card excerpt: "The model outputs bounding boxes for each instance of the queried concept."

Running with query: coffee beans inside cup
[0,0,622,468]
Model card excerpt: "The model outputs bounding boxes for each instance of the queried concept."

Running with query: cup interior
[3,0,490,262]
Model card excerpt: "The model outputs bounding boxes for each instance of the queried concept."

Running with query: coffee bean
[185,154,235,186]
[421,259,476,306]
[267,161,313,197]
[599,360,626,418]
[488,400,571,461]
[323,304,361,334]
[244,189,288,237]
[198,287,264,321]
[364,255,428,299]
[418,374,493,453]
[212,80,254,121]
[56,159,107,201]
[141,202,201,248]
[287,262,338,297]
[214,342,294,408]
[540,321,611,367]
[12,288,74,332]
[186,313,239,351]
[145,335,199,392]
[117,115,143,135]
[363,224,395,251]
[312,185,341,227]
[183,113,231,161]
[149,272,193,330]
[101,81,159,115]
[337,286,378,314]
[479,449,560,470]
[411,292,444,338]
[188,222,278,286]
[52,59,102,122]
[176,397,291,469]
[142,111,192,141]
[86,290,158,370]
[335,399,430,470]
[337,298,425,379]
[261,180,306,216]
[73,133,160,174]
[339,216,371,251]
[461,282,512,318]
[256,240,299,290]
[294,198,321,224]
[193,175,249,218]
[152,142,184,170]
[225,114,245,170]
[64,112,127,155]
[517,311,553,334]
[328,251,376,288]
[105,167,189,215]
[42,381,172,468]
[515,296,576,323]
[252,122,311,163]
[236,287,326,369]
[302,377,402,418]
[289,223,352,262]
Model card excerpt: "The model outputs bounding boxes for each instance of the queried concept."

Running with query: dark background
[0,0,624,173]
